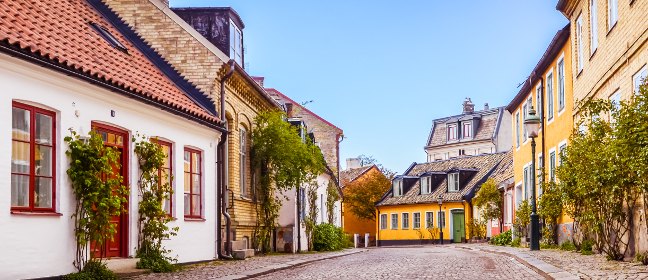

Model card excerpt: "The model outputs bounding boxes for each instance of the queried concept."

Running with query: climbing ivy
[65,130,128,271]
[304,183,318,251]
[326,181,340,224]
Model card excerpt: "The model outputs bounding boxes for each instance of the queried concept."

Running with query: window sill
[11,211,63,217]
[238,196,253,202]
[184,217,206,222]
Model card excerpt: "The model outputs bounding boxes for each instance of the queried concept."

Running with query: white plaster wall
[0,54,220,279]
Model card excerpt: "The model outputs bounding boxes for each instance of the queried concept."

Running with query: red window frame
[153,139,173,217]
[11,101,57,213]
[184,148,202,219]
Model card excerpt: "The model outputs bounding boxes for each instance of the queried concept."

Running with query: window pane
[35,177,52,208]
[192,152,200,172]
[35,113,52,144]
[12,141,30,173]
[36,145,52,176]
[184,193,190,215]
[164,199,171,215]
[192,174,201,194]
[191,195,201,216]
[162,145,171,168]
[107,132,116,145]
[184,151,190,172]
[184,172,191,193]
[12,107,30,141]
[11,174,29,207]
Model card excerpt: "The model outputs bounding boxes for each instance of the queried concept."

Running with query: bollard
[354,234,359,248]
[364,233,369,247]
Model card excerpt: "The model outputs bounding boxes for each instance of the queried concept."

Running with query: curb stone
[460,245,580,280]
[217,249,368,280]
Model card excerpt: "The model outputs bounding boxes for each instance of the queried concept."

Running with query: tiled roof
[377,152,511,206]
[265,87,343,133]
[489,151,514,186]
[426,107,503,147]
[0,0,219,125]
[340,165,375,187]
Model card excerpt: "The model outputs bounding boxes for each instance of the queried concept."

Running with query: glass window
[426,212,434,228]
[550,151,557,182]
[634,66,647,94]
[229,20,243,66]
[380,214,387,230]
[413,212,421,229]
[576,15,584,72]
[438,211,446,229]
[558,59,566,111]
[239,127,247,197]
[523,166,529,200]
[608,0,618,29]
[590,0,598,54]
[536,85,543,120]
[420,176,432,194]
[547,72,554,120]
[154,140,173,216]
[402,213,409,229]
[11,102,56,212]
[523,102,528,139]
[516,112,520,148]
[391,213,398,229]
[393,179,403,197]
[462,122,472,138]
[448,173,459,192]
[559,144,567,165]
[184,148,202,218]
[447,124,457,140]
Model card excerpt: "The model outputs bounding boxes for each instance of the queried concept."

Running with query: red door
[91,123,129,258]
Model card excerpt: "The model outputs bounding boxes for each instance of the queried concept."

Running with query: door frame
[450,209,465,243]
[91,122,130,258]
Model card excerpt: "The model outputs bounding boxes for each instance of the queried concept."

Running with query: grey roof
[426,107,504,148]
[340,165,375,187]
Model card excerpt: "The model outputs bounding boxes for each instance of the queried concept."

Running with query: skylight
[89,22,128,53]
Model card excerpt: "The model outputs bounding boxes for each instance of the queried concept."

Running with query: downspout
[376,209,381,247]
[217,60,236,259]
[296,187,301,252]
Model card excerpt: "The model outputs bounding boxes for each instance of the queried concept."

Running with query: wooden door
[90,123,129,258]
[452,211,465,243]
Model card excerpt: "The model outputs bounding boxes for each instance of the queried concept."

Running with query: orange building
[340,161,385,245]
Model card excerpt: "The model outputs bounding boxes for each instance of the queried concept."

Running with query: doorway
[451,210,465,243]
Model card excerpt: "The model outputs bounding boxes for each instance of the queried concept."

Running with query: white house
[0,0,225,278]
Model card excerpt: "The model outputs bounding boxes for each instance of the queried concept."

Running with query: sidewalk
[467,243,648,280]
[127,248,367,280]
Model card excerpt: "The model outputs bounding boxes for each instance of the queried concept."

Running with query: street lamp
[524,105,541,251]
[438,195,443,245]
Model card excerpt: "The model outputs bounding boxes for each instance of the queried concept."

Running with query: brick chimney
[484,103,490,111]
[346,158,361,170]
[462,98,475,114]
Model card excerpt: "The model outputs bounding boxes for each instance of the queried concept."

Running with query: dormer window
[420,176,432,194]
[447,124,458,141]
[229,20,243,66]
[462,122,472,139]
[393,179,403,197]
[448,173,460,192]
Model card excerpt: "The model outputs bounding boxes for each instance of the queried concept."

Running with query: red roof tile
[0,0,219,124]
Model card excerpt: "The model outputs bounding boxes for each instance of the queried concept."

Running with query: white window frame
[462,122,472,139]
[576,14,584,73]
[420,176,432,194]
[515,111,521,149]
[609,90,621,122]
[391,213,398,229]
[633,65,648,94]
[546,69,555,123]
[557,55,566,115]
[380,214,387,230]
[608,0,618,31]
[536,84,543,122]
[438,211,446,229]
[229,20,243,66]
[425,211,434,228]
[558,140,568,166]
[549,148,557,182]
[590,0,598,54]
[447,124,458,141]
[523,164,530,200]
[505,191,513,225]
[448,173,460,192]
[239,127,247,197]
[413,212,421,229]
[393,179,403,197]
[402,212,410,229]
[522,100,529,143]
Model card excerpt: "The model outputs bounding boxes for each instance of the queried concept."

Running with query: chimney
[462,98,475,114]
[484,103,490,111]
[346,158,361,170]
[252,76,265,87]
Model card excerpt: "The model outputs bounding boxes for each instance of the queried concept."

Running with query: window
[420,176,432,194]
[89,22,128,53]
[462,122,472,138]
[239,127,247,197]
[425,212,434,228]
[608,0,618,30]
[523,165,529,200]
[523,102,528,139]
[516,112,520,148]
[391,213,398,229]
[576,15,584,73]
[590,0,598,54]
[559,143,567,165]
[380,214,387,230]
[184,148,202,218]
[536,84,543,120]
[438,211,446,229]
[538,153,544,193]
[155,140,173,216]
[549,151,556,182]
[609,91,621,122]
[505,193,512,224]
[448,173,459,192]
[558,58,566,112]
[547,72,555,121]
[402,213,410,229]
[393,179,403,197]
[229,20,243,66]
[634,66,647,94]
[413,212,421,229]
[11,102,56,212]
[447,124,458,141]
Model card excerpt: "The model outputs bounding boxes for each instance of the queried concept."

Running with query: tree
[514,199,531,239]
[357,154,396,179]
[344,168,391,221]
[473,179,502,229]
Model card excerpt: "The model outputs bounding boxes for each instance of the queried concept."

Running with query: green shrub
[581,239,594,255]
[489,230,512,246]
[64,260,117,280]
[511,237,521,247]
[560,240,576,251]
[635,251,648,265]
[137,251,178,273]
[313,223,348,251]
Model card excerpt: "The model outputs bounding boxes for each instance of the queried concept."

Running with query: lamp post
[438,195,443,245]
[524,105,541,251]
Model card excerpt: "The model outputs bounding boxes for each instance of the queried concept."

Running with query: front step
[232,249,255,260]
[104,258,150,277]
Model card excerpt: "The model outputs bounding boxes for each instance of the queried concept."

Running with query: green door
[452,211,465,243]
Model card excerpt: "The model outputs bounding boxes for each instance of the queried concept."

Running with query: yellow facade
[376,202,473,244]
[510,29,574,227]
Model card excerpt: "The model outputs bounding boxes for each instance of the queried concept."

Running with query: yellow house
[376,152,512,245]
[505,24,574,242]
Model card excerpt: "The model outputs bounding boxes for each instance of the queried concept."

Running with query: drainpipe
[296,187,301,253]
[217,60,236,259]
[376,209,380,247]
[538,74,547,241]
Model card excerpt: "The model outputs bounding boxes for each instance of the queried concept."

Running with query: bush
[511,237,521,248]
[581,239,594,255]
[560,240,576,251]
[64,260,118,280]
[635,251,648,265]
[313,223,349,251]
[489,230,512,246]
[137,251,177,273]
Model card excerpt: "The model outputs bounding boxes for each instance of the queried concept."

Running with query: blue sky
[172,0,568,174]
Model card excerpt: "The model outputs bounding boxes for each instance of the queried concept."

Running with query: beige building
[425,98,511,162]
[105,0,282,255]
